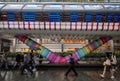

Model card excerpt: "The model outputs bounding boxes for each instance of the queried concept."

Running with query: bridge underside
[0,29,119,40]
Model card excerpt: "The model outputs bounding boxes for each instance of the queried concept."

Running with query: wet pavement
[0,68,120,81]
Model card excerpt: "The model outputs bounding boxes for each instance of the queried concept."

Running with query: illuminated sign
[64,5,84,10]
[104,5,120,10]
[3,4,24,9]
[44,4,63,10]
[24,4,43,9]
[84,5,104,10]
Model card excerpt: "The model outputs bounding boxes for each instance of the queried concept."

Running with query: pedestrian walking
[13,52,21,68]
[110,53,117,79]
[0,53,8,69]
[65,54,78,77]
[20,53,33,75]
[100,52,117,79]
[29,52,36,71]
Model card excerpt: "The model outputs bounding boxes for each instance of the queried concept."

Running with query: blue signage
[7,12,14,21]
[114,14,119,22]
[70,13,78,22]
[49,12,60,22]
[106,14,112,22]
[96,14,102,22]
[85,14,92,22]
[23,12,35,22]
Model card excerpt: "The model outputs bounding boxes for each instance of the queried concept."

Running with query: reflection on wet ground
[0,68,120,81]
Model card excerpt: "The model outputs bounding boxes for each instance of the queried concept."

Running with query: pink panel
[106,23,110,31]
[28,22,31,30]
[48,52,57,63]
[54,56,61,63]
[7,22,10,29]
[65,22,70,30]
[19,22,23,29]
[88,23,93,30]
[49,22,51,30]
[70,22,72,30]
[60,57,67,63]
[34,22,39,29]
[76,22,81,30]
[64,55,70,63]
[109,23,113,30]
[23,21,25,30]
[96,22,98,31]
[61,22,65,29]
[91,22,94,31]
[51,22,55,30]
[75,22,77,30]
[103,23,108,30]
[118,22,120,31]
[33,22,35,30]
[30,22,34,29]
[14,22,18,29]
[72,52,79,62]
[44,22,46,30]
[101,22,104,30]
[112,23,115,31]
[81,22,83,30]
[82,22,86,30]
[24,22,30,30]
[86,22,88,31]
[114,23,119,30]
[55,22,61,30]
[97,23,103,30]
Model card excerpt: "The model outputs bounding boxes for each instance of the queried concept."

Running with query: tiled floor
[0,68,120,81]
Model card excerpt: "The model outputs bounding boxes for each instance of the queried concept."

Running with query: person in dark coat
[13,52,21,68]
[20,53,33,75]
[65,54,78,77]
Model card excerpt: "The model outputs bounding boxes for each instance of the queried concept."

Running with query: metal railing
[0,0,120,3]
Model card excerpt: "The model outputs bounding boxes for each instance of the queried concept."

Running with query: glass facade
[1,0,120,2]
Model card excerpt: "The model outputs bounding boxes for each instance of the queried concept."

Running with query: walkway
[0,67,120,81]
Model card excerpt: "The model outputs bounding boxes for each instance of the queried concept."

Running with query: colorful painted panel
[15,35,111,64]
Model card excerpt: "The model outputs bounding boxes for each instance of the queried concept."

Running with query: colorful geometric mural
[15,35,111,64]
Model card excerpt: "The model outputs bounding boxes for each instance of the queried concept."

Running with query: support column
[61,43,64,52]
[109,39,114,53]
[61,39,64,52]
[12,38,16,52]
[86,39,89,45]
